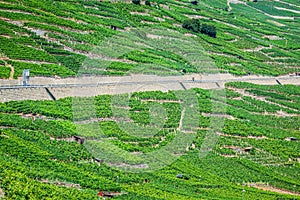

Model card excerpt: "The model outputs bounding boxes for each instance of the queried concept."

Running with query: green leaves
[182,19,217,38]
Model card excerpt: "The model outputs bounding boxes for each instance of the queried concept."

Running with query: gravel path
[8,64,14,80]
[0,73,299,102]
[248,183,299,196]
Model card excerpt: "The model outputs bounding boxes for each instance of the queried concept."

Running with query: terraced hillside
[0,0,299,78]
[0,0,300,199]
[0,83,299,199]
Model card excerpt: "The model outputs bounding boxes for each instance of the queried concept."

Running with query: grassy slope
[0,0,299,77]
[0,83,299,199]
[0,0,299,199]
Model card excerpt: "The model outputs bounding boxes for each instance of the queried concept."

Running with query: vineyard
[0,0,300,199]
[0,0,299,78]
[0,83,299,199]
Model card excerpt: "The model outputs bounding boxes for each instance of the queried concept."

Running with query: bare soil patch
[221,154,237,158]
[266,19,285,27]
[243,46,267,52]
[0,188,4,198]
[40,179,81,190]
[274,6,300,14]
[8,64,14,80]
[248,183,299,196]
[0,8,33,15]
[262,35,283,40]
[141,99,182,103]
[75,117,132,125]
[228,0,245,4]
[160,4,170,10]
[227,0,245,12]
[17,113,54,121]
[184,33,197,37]
[146,34,162,39]
[141,20,156,25]
[184,15,208,19]
[202,113,235,120]
[219,132,268,140]
[130,12,149,16]
[154,16,165,22]
[107,162,149,169]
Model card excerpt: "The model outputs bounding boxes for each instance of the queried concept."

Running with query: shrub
[145,0,151,6]
[132,0,141,5]
[182,19,201,33]
[191,0,198,5]
[182,19,217,38]
[200,23,217,38]
[0,66,10,78]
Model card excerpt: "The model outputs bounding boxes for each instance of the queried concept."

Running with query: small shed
[22,69,30,86]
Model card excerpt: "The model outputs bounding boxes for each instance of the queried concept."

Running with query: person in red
[97,191,104,200]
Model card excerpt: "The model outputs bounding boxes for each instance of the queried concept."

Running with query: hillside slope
[0,0,299,78]
[0,83,300,199]
[0,1,300,199]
